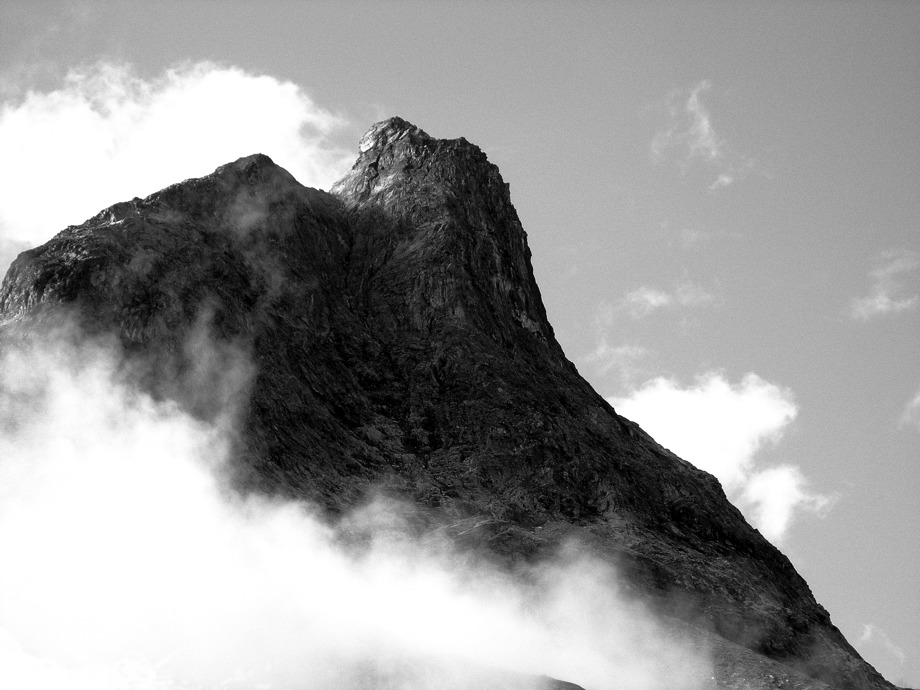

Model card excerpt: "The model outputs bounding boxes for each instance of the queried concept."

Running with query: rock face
[0,117,890,690]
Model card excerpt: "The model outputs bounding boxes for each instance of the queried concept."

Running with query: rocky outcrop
[0,118,890,689]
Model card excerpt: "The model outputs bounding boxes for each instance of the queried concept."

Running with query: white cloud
[609,373,795,487]
[740,466,830,542]
[850,249,919,321]
[608,373,830,543]
[0,61,354,272]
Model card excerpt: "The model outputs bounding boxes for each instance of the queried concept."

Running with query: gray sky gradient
[0,1,917,685]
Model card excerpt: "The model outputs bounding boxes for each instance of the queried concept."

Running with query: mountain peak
[215,152,278,174]
[210,152,300,188]
[357,116,430,153]
[330,116,486,208]
[330,117,556,346]
[0,119,893,690]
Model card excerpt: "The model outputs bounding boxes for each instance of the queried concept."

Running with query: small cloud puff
[608,372,831,544]
[850,249,919,321]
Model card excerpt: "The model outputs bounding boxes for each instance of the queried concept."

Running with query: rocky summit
[0,118,893,690]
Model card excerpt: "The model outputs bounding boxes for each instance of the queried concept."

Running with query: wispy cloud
[608,281,715,320]
[586,283,715,386]
[651,81,723,163]
[657,219,743,251]
[859,623,907,666]
[608,373,832,544]
[708,173,734,191]
[685,81,723,162]
[679,227,712,249]
[621,287,674,317]
[650,81,752,191]
[850,249,919,321]
[673,281,715,308]
[585,340,650,387]
[899,387,920,430]
[0,61,354,272]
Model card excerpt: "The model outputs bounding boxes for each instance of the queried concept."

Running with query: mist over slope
[0,328,712,690]
[0,117,892,689]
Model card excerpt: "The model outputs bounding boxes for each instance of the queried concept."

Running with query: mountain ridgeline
[0,118,891,690]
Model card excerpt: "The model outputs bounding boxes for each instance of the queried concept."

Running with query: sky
[0,1,917,686]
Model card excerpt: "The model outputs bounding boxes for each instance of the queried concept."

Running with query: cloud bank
[609,373,830,544]
[0,328,710,690]
[0,61,354,272]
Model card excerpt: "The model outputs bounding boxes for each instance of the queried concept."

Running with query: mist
[0,328,711,690]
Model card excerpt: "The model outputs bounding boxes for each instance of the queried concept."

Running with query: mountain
[0,117,891,690]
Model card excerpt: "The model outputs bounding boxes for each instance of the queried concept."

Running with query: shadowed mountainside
[0,117,891,690]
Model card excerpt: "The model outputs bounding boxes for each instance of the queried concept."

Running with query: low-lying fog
[0,326,711,690]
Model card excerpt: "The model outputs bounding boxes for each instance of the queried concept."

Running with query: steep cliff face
[0,118,889,690]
